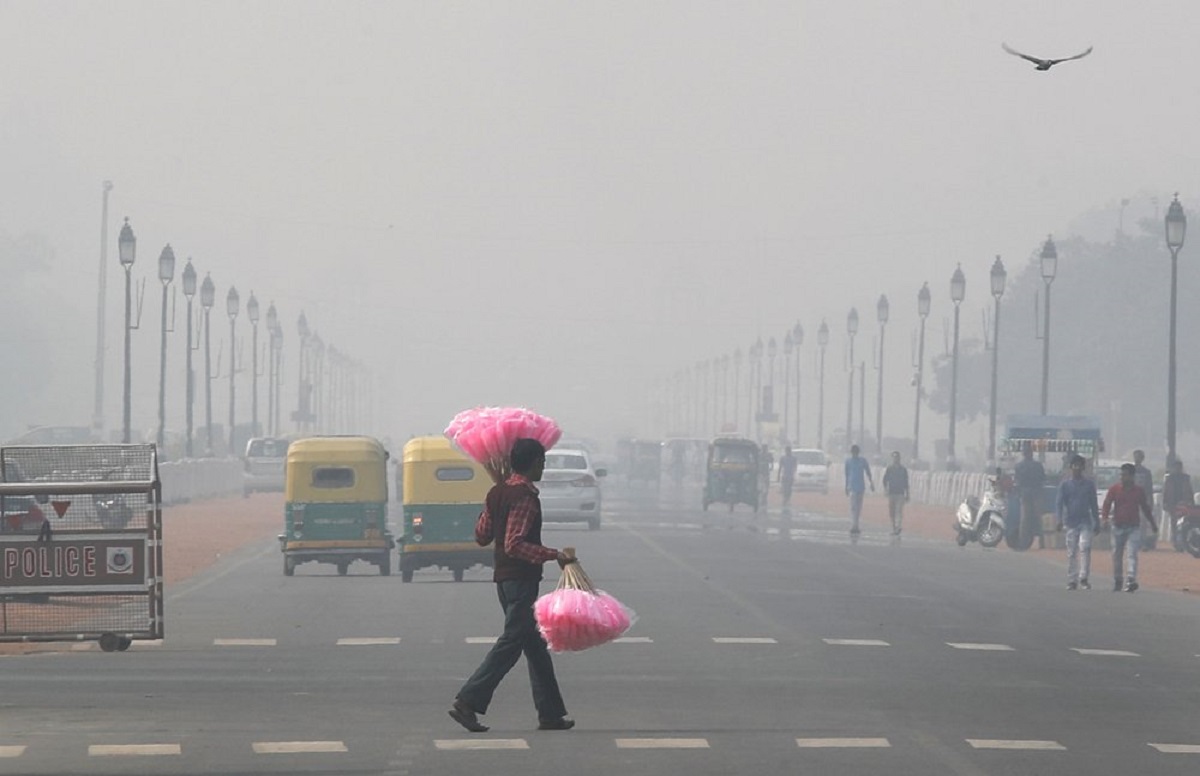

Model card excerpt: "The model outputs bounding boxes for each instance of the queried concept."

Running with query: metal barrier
[0,444,162,651]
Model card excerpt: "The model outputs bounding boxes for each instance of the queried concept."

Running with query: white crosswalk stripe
[465,637,498,644]
[1149,743,1200,754]
[823,638,891,647]
[336,637,401,646]
[797,737,891,748]
[435,739,528,750]
[613,636,654,643]
[712,637,777,644]
[615,738,709,749]
[252,741,347,754]
[967,739,1065,750]
[214,638,277,647]
[947,642,1014,651]
[0,746,26,758]
[1071,648,1140,657]
[88,744,181,756]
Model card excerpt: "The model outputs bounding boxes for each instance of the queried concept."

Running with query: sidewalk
[784,488,1200,596]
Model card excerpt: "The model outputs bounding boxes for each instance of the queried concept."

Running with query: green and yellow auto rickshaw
[279,436,394,576]
[399,436,493,583]
[703,437,761,513]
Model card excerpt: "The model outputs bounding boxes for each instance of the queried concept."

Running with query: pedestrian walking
[778,446,797,508]
[1013,444,1047,549]
[844,444,874,535]
[449,438,576,734]
[1055,454,1100,590]
[1101,463,1157,592]
[1131,449,1157,549]
[1161,458,1194,549]
[881,451,909,535]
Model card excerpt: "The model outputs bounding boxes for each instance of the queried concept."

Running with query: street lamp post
[247,293,260,437]
[988,256,1007,466]
[846,308,859,449]
[913,283,930,463]
[117,219,136,443]
[733,348,742,434]
[720,354,730,431]
[767,337,777,438]
[200,273,215,454]
[1039,235,1058,415]
[875,295,889,456]
[817,320,829,450]
[948,265,966,469]
[156,245,175,449]
[792,322,803,445]
[297,313,310,433]
[226,288,240,454]
[1166,195,1188,466]
[783,331,794,444]
[265,303,278,436]
[752,338,763,439]
[181,260,197,457]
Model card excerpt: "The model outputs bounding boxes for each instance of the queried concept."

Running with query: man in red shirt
[1101,463,1158,592]
[449,438,576,733]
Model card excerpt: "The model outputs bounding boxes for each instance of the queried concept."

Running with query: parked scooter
[1171,504,1200,558]
[955,473,1007,548]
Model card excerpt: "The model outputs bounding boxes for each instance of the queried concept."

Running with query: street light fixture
[1166,195,1187,465]
[227,287,240,454]
[118,218,136,443]
[1039,235,1058,415]
[200,273,215,454]
[846,308,858,449]
[913,283,931,462]
[792,322,803,445]
[181,260,197,457]
[817,319,829,450]
[948,265,966,469]
[876,294,889,456]
[156,244,175,449]
[247,292,260,438]
[988,256,1007,465]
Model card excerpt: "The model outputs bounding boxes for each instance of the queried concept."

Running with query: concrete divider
[159,459,243,505]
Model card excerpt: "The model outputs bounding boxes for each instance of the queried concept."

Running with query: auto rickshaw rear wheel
[336,562,349,576]
[378,554,391,576]
[117,637,132,651]
[453,568,465,582]
[98,633,120,652]
[283,556,296,576]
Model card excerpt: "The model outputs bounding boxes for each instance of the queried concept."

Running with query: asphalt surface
[2,479,1200,775]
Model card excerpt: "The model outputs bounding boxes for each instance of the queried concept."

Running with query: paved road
[2,480,1199,774]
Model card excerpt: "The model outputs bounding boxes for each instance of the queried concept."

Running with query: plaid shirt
[474,474,558,564]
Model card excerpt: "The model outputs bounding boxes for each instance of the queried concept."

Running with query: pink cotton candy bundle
[443,406,563,470]
[534,552,635,652]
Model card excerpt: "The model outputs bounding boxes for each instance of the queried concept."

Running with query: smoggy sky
[2,1,1198,450]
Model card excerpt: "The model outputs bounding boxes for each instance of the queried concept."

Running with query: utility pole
[92,180,112,439]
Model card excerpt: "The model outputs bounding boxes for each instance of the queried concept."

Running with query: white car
[243,437,289,497]
[791,448,830,493]
[539,448,606,530]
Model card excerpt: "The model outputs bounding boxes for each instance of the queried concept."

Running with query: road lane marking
[615,738,709,749]
[465,637,498,644]
[966,739,1065,750]
[336,637,401,646]
[712,637,777,644]
[435,739,528,750]
[253,741,347,754]
[947,642,1014,651]
[797,738,891,748]
[0,746,26,758]
[88,744,181,756]
[1071,648,1140,657]
[613,636,653,643]
[71,643,96,651]
[823,639,890,646]
[1150,743,1200,753]
[214,638,277,647]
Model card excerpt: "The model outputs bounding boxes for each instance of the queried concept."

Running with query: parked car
[243,437,290,497]
[539,448,606,530]
[791,449,830,493]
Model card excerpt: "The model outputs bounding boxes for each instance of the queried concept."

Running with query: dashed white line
[435,739,528,750]
[712,637,777,644]
[947,642,1014,651]
[252,741,347,754]
[88,744,181,756]
[71,643,96,651]
[823,638,891,647]
[615,738,710,749]
[214,638,277,647]
[0,746,26,758]
[612,636,654,643]
[1071,648,1140,657]
[336,637,401,646]
[465,637,498,644]
[966,739,1066,751]
[1149,743,1200,754]
[797,737,891,748]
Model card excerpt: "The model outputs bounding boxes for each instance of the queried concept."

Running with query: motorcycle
[955,475,1007,548]
[1171,503,1200,558]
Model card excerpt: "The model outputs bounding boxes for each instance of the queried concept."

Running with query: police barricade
[0,444,162,652]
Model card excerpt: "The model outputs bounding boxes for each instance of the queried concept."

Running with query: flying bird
[1002,42,1093,71]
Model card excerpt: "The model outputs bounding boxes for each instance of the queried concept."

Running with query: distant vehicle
[540,448,606,530]
[791,448,830,494]
[243,437,290,497]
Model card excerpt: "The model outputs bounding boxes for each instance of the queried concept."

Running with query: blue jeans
[849,491,865,531]
[1110,524,1142,582]
[456,579,567,720]
[1065,524,1094,583]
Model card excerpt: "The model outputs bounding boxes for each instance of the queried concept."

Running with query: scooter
[1171,503,1200,558]
[955,475,1007,548]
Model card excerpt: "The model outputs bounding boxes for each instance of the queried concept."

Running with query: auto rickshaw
[399,436,493,583]
[279,436,394,576]
[628,439,662,488]
[703,437,761,513]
